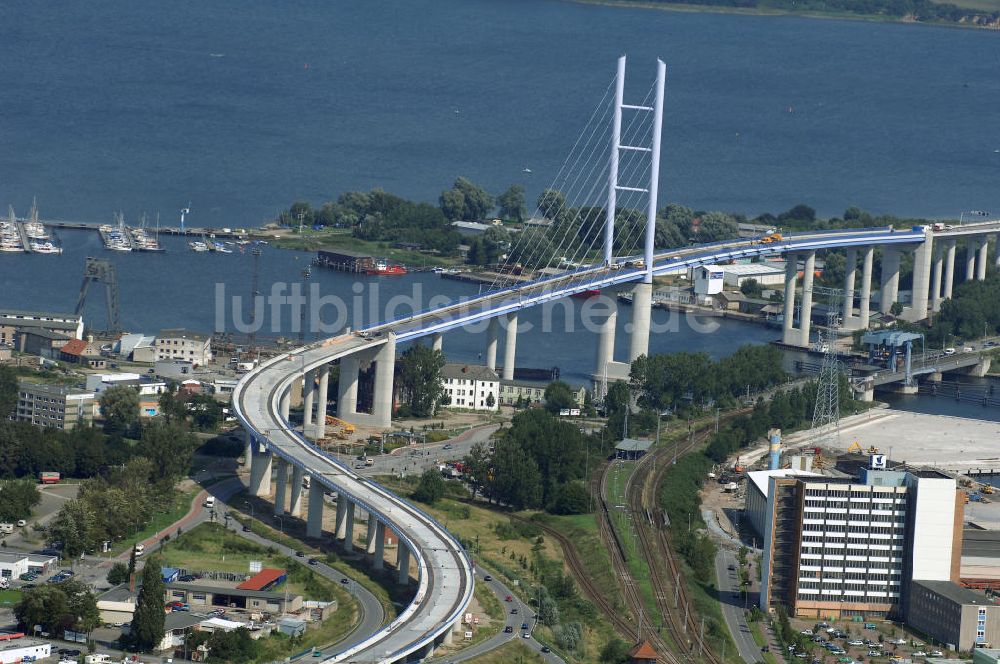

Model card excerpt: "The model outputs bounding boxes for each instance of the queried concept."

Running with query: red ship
[367,259,407,276]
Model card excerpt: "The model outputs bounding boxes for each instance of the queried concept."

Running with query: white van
[84,655,114,664]
[133,543,145,556]
[204,496,215,508]
[0,523,13,534]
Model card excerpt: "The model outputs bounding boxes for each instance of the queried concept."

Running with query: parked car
[801,629,814,636]
[848,640,864,647]
[504,626,513,633]
[912,652,927,658]
[929,651,944,657]
[870,650,883,656]
[541,646,551,653]
[505,595,513,602]
[944,348,956,355]
[308,558,318,566]
[521,623,529,630]
[511,608,518,615]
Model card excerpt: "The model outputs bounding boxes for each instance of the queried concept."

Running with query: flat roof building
[906,580,1000,651]
[156,329,213,367]
[15,380,96,430]
[165,581,302,614]
[0,309,83,340]
[760,464,962,620]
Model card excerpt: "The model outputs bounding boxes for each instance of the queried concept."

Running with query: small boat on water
[367,258,407,276]
[30,241,62,255]
[189,241,209,252]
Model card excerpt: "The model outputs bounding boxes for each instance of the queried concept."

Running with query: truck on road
[39,471,60,484]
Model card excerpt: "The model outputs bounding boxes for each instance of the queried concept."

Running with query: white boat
[189,241,209,252]
[30,241,62,255]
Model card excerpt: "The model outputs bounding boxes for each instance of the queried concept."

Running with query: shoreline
[564,0,1000,30]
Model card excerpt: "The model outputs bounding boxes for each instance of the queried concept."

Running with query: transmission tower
[246,246,262,352]
[808,285,845,447]
[74,257,121,334]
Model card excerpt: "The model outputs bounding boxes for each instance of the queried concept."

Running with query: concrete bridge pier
[943,240,956,299]
[628,282,652,361]
[249,444,272,497]
[397,544,410,585]
[373,522,386,570]
[842,248,857,326]
[797,252,816,347]
[781,253,799,345]
[966,239,977,281]
[503,313,518,381]
[289,467,304,517]
[335,497,348,540]
[880,248,901,314]
[365,517,378,557]
[977,239,989,281]
[595,305,617,379]
[314,365,330,439]
[337,356,360,419]
[931,248,943,313]
[274,458,288,516]
[432,333,443,353]
[485,318,499,371]
[302,369,316,429]
[342,502,355,553]
[995,235,1000,268]
[306,481,324,539]
[905,234,933,322]
[242,431,253,472]
[371,334,396,427]
[858,247,873,329]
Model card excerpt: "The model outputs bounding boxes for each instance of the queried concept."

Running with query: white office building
[156,329,213,366]
[760,462,961,620]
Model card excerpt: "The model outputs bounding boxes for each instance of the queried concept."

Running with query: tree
[497,184,526,222]
[600,637,632,664]
[439,177,493,221]
[0,479,41,521]
[536,189,566,220]
[0,366,16,419]
[157,387,188,424]
[485,393,496,409]
[397,345,446,418]
[543,380,576,414]
[107,561,130,586]
[549,481,591,515]
[13,579,97,637]
[740,278,763,298]
[129,558,166,651]
[695,211,739,242]
[136,421,198,482]
[412,469,446,504]
[890,301,904,317]
[99,385,139,435]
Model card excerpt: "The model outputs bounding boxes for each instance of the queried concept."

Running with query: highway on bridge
[234,220,1000,663]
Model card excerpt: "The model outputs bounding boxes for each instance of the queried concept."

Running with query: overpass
[232,57,1000,663]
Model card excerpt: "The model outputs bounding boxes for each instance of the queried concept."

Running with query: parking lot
[786,617,949,664]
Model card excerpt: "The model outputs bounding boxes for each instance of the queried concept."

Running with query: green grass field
[0,590,21,605]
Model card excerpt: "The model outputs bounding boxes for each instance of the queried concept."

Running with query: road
[714,550,760,664]
[353,425,499,478]
[426,570,564,664]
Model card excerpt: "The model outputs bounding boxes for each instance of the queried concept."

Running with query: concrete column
[444,622,456,646]
[931,249,943,313]
[595,306,617,380]
[289,467,304,517]
[944,240,956,299]
[335,498,348,540]
[279,390,290,423]
[782,253,798,345]
[249,446,272,498]
[842,248,857,324]
[337,356,359,418]
[995,235,1000,269]
[502,313,517,381]
[966,240,977,281]
[374,521,385,570]
[366,517,378,555]
[628,282,653,362]
[431,333,443,353]
[306,482,324,539]
[315,365,330,439]
[485,318,499,371]
[397,544,410,585]
[797,252,816,348]
[880,248,901,314]
[242,430,253,472]
[302,370,315,427]
[907,235,933,322]
[342,502,355,553]
[372,334,396,428]
[977,239,989,281]
[858,247,873,329]
[274,458,288,516]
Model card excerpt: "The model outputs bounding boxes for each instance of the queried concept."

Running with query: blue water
[0,0,998,226]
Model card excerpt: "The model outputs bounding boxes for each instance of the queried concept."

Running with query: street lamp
[959,210,990,226]
[275,515,284,535]
[244,500,254,526]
